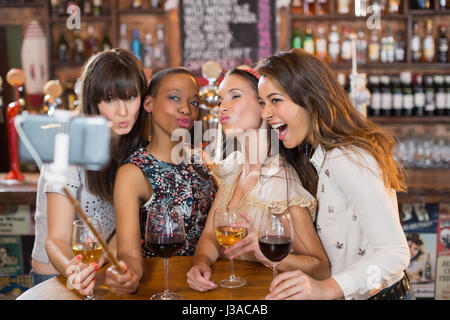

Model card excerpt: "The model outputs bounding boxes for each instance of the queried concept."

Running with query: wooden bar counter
[16,257,273,300]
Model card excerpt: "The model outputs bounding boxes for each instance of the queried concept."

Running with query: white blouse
[310,145,410,300]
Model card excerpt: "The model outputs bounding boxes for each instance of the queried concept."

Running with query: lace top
[125,144,216,257]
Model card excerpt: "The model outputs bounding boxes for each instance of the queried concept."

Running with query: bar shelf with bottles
[289,0,450,74]
[0,0,46,8]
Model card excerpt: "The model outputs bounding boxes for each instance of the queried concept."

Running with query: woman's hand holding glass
[105,261,140,295]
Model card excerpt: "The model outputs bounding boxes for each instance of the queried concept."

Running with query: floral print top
[124,143,216,257]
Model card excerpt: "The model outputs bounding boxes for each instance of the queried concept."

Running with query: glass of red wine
[145,204,186,300]
[258,208,294,279]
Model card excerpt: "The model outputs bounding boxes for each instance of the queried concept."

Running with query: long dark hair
[82,49,149,202]
[256,49,406,195]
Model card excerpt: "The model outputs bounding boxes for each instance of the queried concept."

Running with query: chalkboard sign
[179,0,277,75]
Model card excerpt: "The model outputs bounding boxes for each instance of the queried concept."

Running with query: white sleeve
[329,151,410,300]
[43,164,82,199]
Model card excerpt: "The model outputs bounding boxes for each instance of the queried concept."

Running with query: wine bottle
[132,30,142,61]
[400,72,414,117]
[437,25,448,63]
[413,74,425,116]
[434,75,446,116]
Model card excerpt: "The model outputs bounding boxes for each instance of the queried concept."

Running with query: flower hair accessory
[237,65,261,80]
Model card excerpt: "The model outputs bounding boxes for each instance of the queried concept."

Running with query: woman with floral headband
[186,66,330,292]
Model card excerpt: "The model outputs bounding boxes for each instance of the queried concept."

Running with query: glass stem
[273,263,278,279]
[229,258,236,280]
[163,258,169,297]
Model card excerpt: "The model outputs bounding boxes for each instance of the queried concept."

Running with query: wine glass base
[219,277,247,288]
[150,292,184,300]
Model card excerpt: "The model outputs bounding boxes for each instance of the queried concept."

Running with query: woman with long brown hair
[31,49,149,297]
[256,49,413,300]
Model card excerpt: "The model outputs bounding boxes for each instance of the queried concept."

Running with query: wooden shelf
[370,116,450,124]
[329,62,450,71]
[49,15,113,23]
[409,9,450,16]
[118,8,165,15]
[398,168,450,202]
[51,60,85,68]
[291,13,408,21]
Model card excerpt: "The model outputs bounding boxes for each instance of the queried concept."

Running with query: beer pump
[42,80,63,116]
[5,68,25,182]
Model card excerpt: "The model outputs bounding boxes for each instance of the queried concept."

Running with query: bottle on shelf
[355,0,369,17]
[57,33,69,62]
[303,25,315,56]
[154,24,167,69]
[425,253,432,280]
[143,33,154,69]
[434,75,446,116]
[341,27,352,63]
[84,0,92,15]
[132,0,142,9]
[84,25,98,59]
[387,0,401,14]
[437,25,448,63]
[391,75,403,116]
[368,29,380,63]
[290,0,303,14]
[150,0,162,9]
[445,75,450,116]
[369,75,381,116]
[413,0,433,9]
[356,27,367,65]
[328,24,340,64]
[439,0,449,9]
[423,19,435,63]
[64,81,77,110]
[291,24,302,49]
[101,25,112,52]
[400,72,414,116]
[337,73,349,92]
[303,0,315,16]
[131,29,142,61]
[380,26,395,63]
[315,0,328,15]
[50,0,59,17]
[315,25,328,61]
[413,74,425,116]
[380,75,392,116]
[118,23,130,51]
[93,0,102,16]
[337,0,352,15]
[394,30,406,62]
[73,30,84,62]
[423,74,435,116]
[411,21,422,63]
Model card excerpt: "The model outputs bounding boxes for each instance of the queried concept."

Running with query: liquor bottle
[84,25,98,59]
[425,253,432,280]
[437,25,448,63]
[394,30,406,62]
[84,0,92,15]
[57,33,69,62]
[65,82,77,110]
[439,0,448,9]
[303,0,315,16]
[57,0,66,16]
[355,0,369,17]
[400,72,414,116]
[291,0,303,14]
[93,0,102,16]
[380,75,392,116]
[414,0,433,9]
[118,23,130,51]
[341,27,352,63]
[368,29,380,63]
[423,19,435,63]
[143,33,154,68]
[337,0,351,14]
[150,0,162,9]
[328,24,340,64]
[303,25,315,56]
[101,26,112,52]
[337,73,349,92]
[424,75,435,116]
[356,27,367,64]
[154,24,167,69]
[413,74,425,116]
[445,75,450,116]
[434,75,446,116]
[72,30,84,62]
[411,21,422,63]
[369,75,381,116]
[315,0,328,15]
[50,0,59,17]
[131,30,142,61]
[132,0,142,9]
[380,26,395,63]
[391,76,403,116]
[387,0,401,14]
[315,25,327,61]
[291,24,302,49]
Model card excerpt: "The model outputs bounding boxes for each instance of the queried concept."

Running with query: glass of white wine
[71,218,104,300]
[213,207,247,288]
